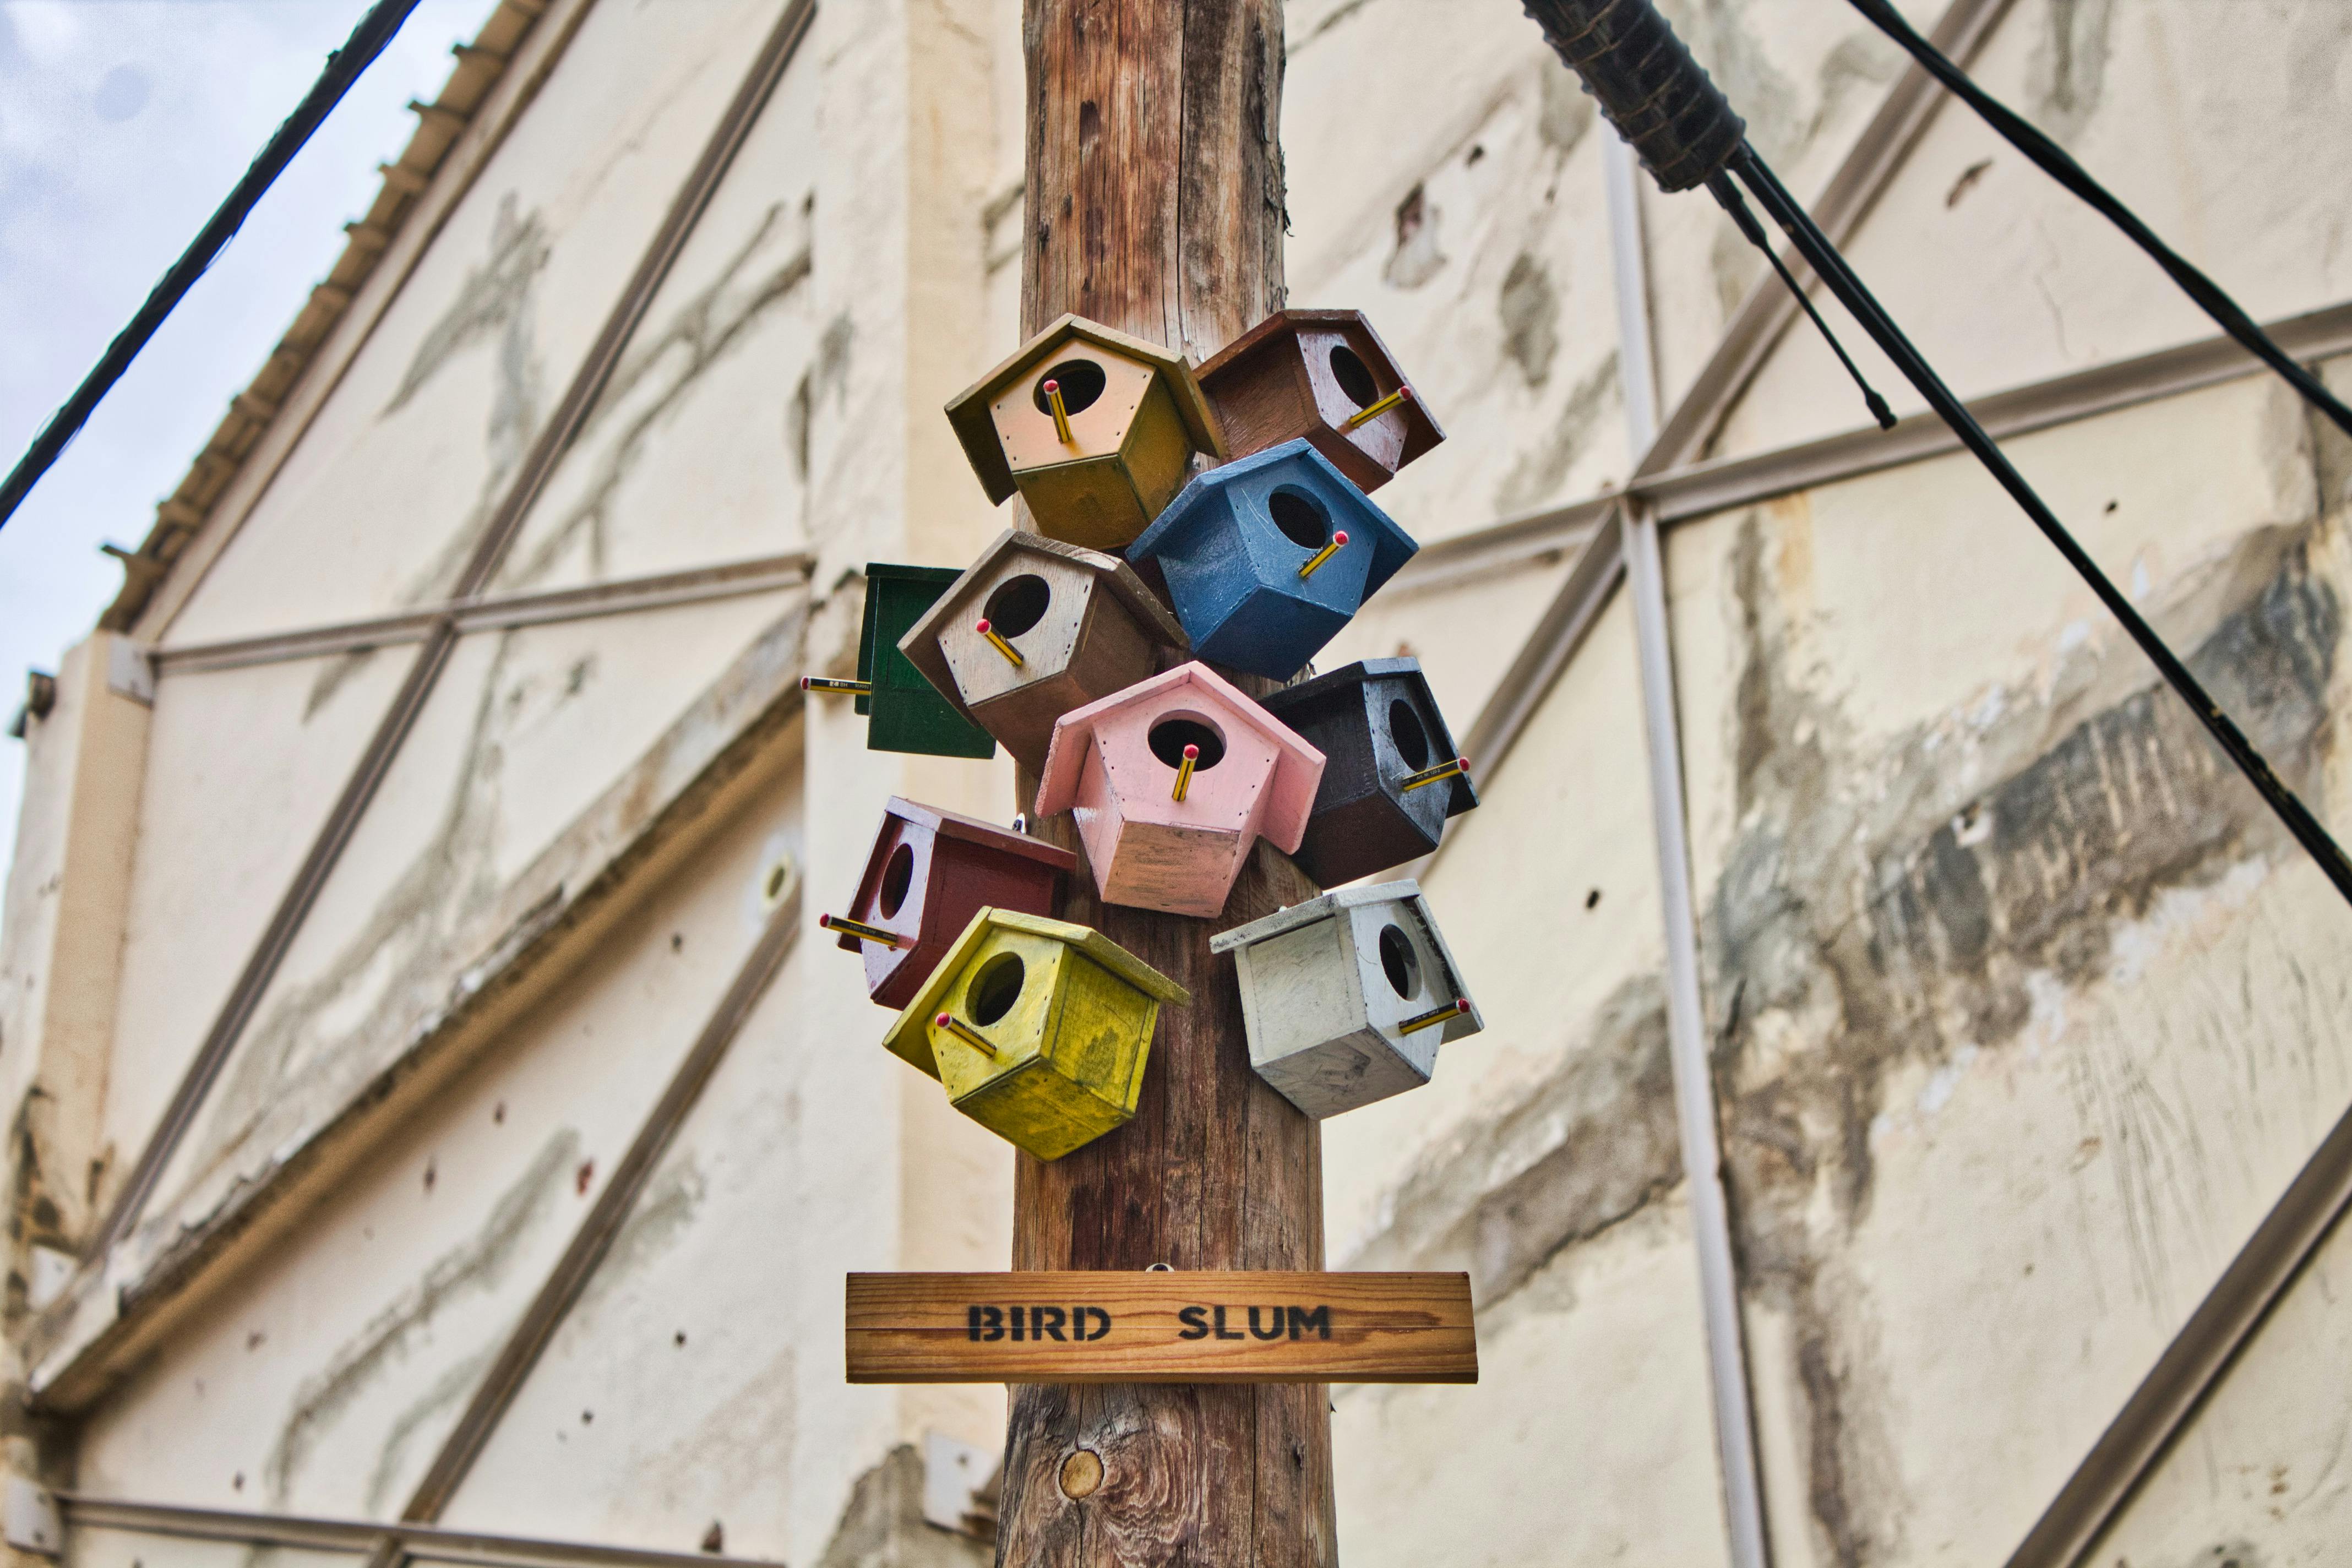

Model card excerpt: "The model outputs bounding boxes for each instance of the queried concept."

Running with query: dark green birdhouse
[848,564,998,758]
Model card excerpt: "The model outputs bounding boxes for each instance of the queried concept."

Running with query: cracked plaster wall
[162,0,790,648]
[1660,364,2352,1565]
[79,753,809,1542]
[1716,0,2352,459]
[36,0,2352,1564]
[66,0,1017,1556]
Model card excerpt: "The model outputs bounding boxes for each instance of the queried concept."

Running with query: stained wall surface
[5,0,2349,1565]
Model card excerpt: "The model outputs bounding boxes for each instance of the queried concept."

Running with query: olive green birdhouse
[879,908,1190,1161]
[897,529,1190,769]
[805,564,997,758]
[943,314,1225,551]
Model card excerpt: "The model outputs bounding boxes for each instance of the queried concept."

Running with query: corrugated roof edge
[95,0,557,636]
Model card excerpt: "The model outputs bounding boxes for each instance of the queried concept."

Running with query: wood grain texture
[1003,3,1333,1563]
[848,1272,1475,1384]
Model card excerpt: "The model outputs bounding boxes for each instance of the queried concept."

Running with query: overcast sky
[0,0,482,915]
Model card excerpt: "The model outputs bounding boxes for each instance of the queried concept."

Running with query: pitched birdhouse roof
[896,529,1189,727]
[944,314,1224,506]
[833,797,1074,1012]
[1211,880,1484,1118]
[1033,661,1325,851]
[1261,657,1478,818]
[1129,438,1419,592]
[1196,308,1445,487]
[854,797,1076,878]
[1124,439,1419,679]
[878,907,1190,1077]
[1212,879,1484,1043]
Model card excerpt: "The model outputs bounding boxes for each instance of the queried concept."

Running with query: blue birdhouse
[1124,438,1418,681]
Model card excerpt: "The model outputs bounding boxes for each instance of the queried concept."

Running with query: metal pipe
[1607,125,1774,1568]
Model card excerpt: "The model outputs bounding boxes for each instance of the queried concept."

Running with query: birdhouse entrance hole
[1033,360,1107,415]
[880,843,916,918]
[983,574,1052,638]
[1329,344,1380,408]
[969,953,1027,1026]
[1378,923,1422,999]
[1387,699,1431,771]
[1149,714,1227,771]
[1269,487,1332,549]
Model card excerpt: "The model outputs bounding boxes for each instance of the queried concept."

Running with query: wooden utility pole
[995,4,1336,1565]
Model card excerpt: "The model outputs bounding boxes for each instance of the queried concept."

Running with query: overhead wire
[1708,177,1897,431]
[1519,0,2352,912]
[1839,0,2352,442]
[0,0,425,535]
[1713,147,2352,908]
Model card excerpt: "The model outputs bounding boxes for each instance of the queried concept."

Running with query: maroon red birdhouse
[1195,308,1445,495]
[821,797,1076,1010]
[1034,663,1325,918]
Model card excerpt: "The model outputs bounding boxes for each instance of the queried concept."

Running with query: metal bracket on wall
[104,638,155,706]
[4,1480,62,1560]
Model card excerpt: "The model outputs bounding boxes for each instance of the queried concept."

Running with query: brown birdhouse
[943,314,1225,551]
[821,798,1076,1010]
[1195,308,1445,495]
[896,530,1191,770]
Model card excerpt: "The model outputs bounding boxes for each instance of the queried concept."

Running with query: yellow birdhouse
[943,314,1226,551]
[878,908,1190,1161]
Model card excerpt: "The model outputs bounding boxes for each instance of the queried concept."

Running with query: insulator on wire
[1521,0,1746,192]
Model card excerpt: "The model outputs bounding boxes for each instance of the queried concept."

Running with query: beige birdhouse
[943,314,1226,551]
[897,530,1191,769]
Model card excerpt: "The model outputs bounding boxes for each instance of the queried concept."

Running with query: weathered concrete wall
[0,637,151,1261]
[1669,366,2352,1564]
[99,645,421,1214]
[1326,590,1735,1563]
[78,748,808,1525]
[13,0,2352,1562]
[162,0,793,645]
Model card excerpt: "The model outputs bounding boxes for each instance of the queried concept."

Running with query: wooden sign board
[845,1271,1476,1384]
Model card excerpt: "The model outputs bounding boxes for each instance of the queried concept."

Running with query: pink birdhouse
[1035,662,1326,918]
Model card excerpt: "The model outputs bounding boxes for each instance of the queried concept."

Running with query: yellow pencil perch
[879,908,1190,1161]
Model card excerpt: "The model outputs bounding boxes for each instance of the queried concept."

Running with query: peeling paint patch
[1381,184,1444,291]
[2027,0,2120,145]
[389,196,552,418]
[790,311,854,493]
[1705,505,2344,1565]
[1498,253,1560,390]
[502,201,814,586]
[364,1345,492,1512]
[1494,352,1619,515]
[1534,57,1594,155]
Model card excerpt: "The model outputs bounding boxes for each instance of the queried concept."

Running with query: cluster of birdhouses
[813,305,1506,1155]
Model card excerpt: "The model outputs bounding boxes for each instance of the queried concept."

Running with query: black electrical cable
[1717,146,2352,907]
[1709,178,1897,431]
[0,0,424,535]
[1840,0,2352,443]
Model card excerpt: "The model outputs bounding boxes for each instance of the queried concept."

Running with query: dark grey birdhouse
[1257,658,1477,886]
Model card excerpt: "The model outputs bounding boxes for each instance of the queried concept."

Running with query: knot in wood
[1058,1448,1105,1500]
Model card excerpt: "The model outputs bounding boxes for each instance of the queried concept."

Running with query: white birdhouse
[1210,880,1483,1119]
